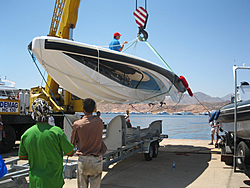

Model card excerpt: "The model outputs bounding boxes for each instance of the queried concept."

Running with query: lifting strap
[121,36,183,103]
[144,39,174,73]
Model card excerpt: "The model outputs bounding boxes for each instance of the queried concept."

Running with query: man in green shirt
[19,98,74,188]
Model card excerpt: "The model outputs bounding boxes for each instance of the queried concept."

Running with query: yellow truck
[0,83,35,153]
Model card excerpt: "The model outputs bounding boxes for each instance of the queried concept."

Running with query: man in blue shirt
[109,32,127,52]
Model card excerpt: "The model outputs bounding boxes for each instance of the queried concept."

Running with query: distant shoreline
[97,100,230,115]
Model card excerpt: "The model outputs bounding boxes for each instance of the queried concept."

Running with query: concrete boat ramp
[2,139,250,188]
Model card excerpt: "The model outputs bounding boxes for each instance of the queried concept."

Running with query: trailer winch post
[233,65,250,172]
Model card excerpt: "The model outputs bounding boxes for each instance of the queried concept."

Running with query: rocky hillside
[173,92,231,105]
[96,92,231,114]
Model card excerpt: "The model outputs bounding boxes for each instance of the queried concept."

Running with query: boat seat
[149,120,162,137]
[125,120,163,143]
[102,116,163,150]
[103,115,126,151]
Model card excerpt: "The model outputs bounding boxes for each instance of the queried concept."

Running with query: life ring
[180,76,189,89]
[139,28,148,41]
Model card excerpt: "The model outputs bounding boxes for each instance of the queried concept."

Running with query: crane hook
[134,6,149,41]
[138,27,148,41]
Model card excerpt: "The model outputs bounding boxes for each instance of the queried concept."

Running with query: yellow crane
[30,0,83,113]
[0,0,83,153]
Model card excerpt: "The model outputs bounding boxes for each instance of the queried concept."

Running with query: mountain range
[165,92,232,105]
[96,92,232,114]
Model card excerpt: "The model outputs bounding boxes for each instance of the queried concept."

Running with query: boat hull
[29,36,186,104]
[218,100,250,139]
[221,120,250,140]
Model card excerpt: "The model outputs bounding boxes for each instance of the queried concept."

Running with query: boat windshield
[66,53,165,92]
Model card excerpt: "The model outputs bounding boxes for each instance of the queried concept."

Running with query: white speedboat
[29,36,187,104]
[0,77,19,99]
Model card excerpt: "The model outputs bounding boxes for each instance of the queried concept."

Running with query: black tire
[152,142,159,158]
[144,144,153,161]
[17,124,33,140]
[236,141,250,170]
[221,144,226,155]
[229,146,234,154]
[0,125,16,153]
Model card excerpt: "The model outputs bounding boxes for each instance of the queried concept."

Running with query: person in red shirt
[109,32,127,52]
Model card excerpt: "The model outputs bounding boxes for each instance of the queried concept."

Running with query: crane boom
[57,0,80,39]
[30,0,83,113]
[48,0,66,37]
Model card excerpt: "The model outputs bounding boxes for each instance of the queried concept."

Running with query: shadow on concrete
[101,145,211,188]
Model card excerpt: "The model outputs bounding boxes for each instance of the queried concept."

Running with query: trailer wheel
[220,143,226,155]
[236,141,250,170]
[0,125,16,153]
[152,142,159,158]
[144,144,153,161]
[17,125,33,140]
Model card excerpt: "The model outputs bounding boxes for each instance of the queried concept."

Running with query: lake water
[101,114,211,140]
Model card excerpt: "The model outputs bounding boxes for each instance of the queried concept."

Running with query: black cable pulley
[138,27,148,41]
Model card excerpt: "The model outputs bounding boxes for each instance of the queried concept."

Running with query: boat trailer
[0,115,167,186]
[63,115,168,176]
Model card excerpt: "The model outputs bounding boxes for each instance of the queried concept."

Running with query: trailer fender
[152,141,159,158]
[143,140,158,153]
[144,143,153,161]
[143,140,159,161]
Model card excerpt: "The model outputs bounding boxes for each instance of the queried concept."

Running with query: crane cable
[193,94,210,115]
[136,0,147,11]
[123,36,175,74]
[142,38,210,113]
[124,36,212,113]
[139,36,174,73]
[122,36,180,104]
[28,48,76,178]
[28,48,74,128]
[129,3,210,112]
[129,102,156,113]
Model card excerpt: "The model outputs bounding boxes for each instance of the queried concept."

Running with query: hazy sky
[1,0,250,99]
